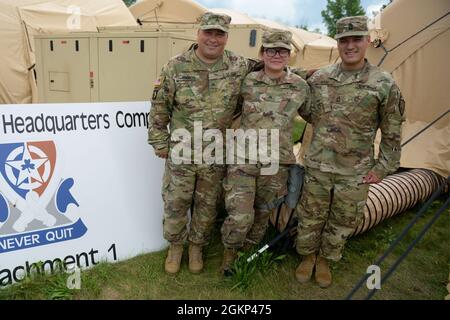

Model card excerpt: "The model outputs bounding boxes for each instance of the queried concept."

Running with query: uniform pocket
[336,103,372,129]
[174,80,195,105]
[278,99,289,112]
[353,199,367,227]
[223,180,237,213]
[161,166,171,201]
[174,74,200,106]
[315,85,332,113]
[322,101,332,113]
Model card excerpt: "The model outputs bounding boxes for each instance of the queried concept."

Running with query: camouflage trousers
[221,164,289,249]
[295,167,369,261]
[162,158,226,246]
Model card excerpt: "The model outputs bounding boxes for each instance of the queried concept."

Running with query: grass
[292,117,306,144]
[226,246,287,291]
[0,197,448,300]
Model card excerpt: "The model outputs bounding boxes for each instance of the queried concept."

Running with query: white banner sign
[0,102,167,287]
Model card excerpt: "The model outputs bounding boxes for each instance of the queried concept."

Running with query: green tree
[122,0,137,7]
[321,0,365,38]
[313,28,322,34]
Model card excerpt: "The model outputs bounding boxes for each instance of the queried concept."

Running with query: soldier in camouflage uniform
[220,29,311,274]
[295,16,405,288]
[148,12,254,274]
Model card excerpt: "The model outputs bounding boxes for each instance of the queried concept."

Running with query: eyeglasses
[264,48,290,58]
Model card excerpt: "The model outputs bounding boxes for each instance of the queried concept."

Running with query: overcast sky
[196,0,390,33]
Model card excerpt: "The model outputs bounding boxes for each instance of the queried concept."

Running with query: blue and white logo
[0,141,87,254]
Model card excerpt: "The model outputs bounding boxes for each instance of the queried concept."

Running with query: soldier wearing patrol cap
[334,15,372,39]
[294,16,405,288]
[147,12,256,275]
[220,29,311,274]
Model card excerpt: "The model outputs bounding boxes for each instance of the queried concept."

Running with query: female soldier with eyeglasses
[220,29,312,274]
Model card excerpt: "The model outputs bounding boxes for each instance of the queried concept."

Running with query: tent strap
[378,12,449,67]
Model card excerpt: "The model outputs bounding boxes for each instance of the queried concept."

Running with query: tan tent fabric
[366,0,450,177]
[0,0,136,104]
[289,27,339,69]
[130,0,207,24]
[0,1,38,104]
[130,1,337,70]
[251,19,338,68]
[251,19,339,66]
[210,8,258,25]
[214,14,338,68]
[253,17,290,31]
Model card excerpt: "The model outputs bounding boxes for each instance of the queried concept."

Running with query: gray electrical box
[35,31,195,103]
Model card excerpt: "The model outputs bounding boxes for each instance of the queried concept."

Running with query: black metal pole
[345,180,447,300]
[365,195,450,300]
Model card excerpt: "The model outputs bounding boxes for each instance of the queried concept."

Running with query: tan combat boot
[164,244,183,274]
[315,256,332,288]
[295,253,316,283]
[188,244,203,274]
[220,248,237,275]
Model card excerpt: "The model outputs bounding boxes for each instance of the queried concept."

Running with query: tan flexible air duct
[351,169,445,236]
[270,169,445,237]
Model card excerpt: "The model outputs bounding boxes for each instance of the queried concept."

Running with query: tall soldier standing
[148,12,254,274]
[295,16,405,288]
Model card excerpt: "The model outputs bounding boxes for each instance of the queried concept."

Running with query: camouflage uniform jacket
[239,69,311,164]
[148,45,253,154]
[305,60,405,179]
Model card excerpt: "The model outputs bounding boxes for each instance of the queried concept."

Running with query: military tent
[366,0,449,177]
[0,0,137,104]
[130,0,206,24]
[129,0,338,69]
[216,12,339,69]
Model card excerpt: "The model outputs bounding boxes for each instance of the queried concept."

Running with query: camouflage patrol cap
[335,16,369,39]
[262,29,292,50]
[199,12,232,33]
